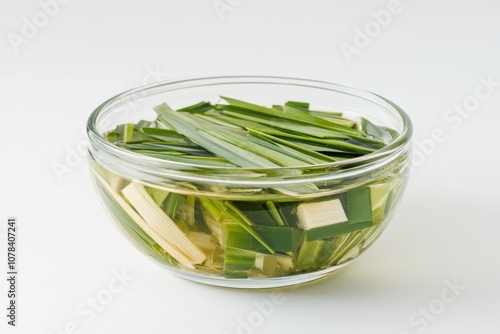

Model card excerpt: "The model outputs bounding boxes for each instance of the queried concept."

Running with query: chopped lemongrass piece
[285,100,310,109]
[222,202,275,253]
[223,247,256,278]
[146,187,169,206]
[224,222,301,254]
[92,171,196,267]
[224,222,271,254]
[233,202,277,226]
[345,187,372,224]
[384,178,405,216]
[135,119,153,129]
[187,231,214,250]
[370,183,392,225]
[295,239,338,272]
[254,253,293,277]
[297,199,348,230]
[265,201,287,227]
[357,117,399,143]
[123,123,135,143]
[253,225,302,253]
[178,101,213,113]
[122,182,206,266]
[199,207,223,245]
[141,127,192,143]
[298,189,374,241]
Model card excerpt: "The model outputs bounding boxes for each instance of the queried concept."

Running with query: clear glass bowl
[87,76,412,289]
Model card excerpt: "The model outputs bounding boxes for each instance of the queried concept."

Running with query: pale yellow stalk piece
[92,171,195,267]
[297,199,348,230]
[122,182,207,265]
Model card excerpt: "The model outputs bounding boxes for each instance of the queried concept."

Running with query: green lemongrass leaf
[223,246,256,278]
[295,239,338,272]
[274,134,376,154]
[276,202,299,228]
[285,102,343,117]
[303,109,342,116]
[224,222,271,254]
[220,96,358,135]
[198,197,225,244]
[358,117,399,143]
[213,113,336,138]
[345,187,372,225]
[370,183,392,225]
[247,133,320,165]
[224,222,301,254]
[247,129,336,164]
[324,229,371,266]
[141,127,192,143]
[281,105,361,135]
[384,178,405,216]
[222,108,349,139]
[132,151,236,167]
[108,124,157,144]
[265,201,287,227]
[308,112,356,127]
[304,221,372,241]
[218,96,278,114]
[135,120,154,129]
[123,123,135,143]
[198,197,225,222]
[345,135,387,149]
[114,124,125,140]
[194,113,242,130]
[295,240,324,271]
[104,131,119,142]
[146,187,169,206]
[254,225,302,253]
[223,202,275,253]
[179,195,195,226]
[206,129,307,167]
[117,142,210,154]
[280,138,355,156]
[285,100,309,109]
[197,129,281,168]
[232,202,277,226]
[178,101,213,113]
[154,103,282,169]
[223,202,257,227]
[163,192,186,219]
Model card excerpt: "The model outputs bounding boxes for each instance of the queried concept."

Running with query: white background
[1,0,500,333]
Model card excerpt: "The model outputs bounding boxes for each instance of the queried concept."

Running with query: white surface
[1,0,499,333]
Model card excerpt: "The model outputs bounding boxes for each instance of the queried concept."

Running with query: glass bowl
[87,76,412,289]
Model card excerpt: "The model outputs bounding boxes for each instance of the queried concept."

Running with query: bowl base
[165,261,352,289]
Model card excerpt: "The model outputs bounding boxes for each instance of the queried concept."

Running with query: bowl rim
[87,75,413,179]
